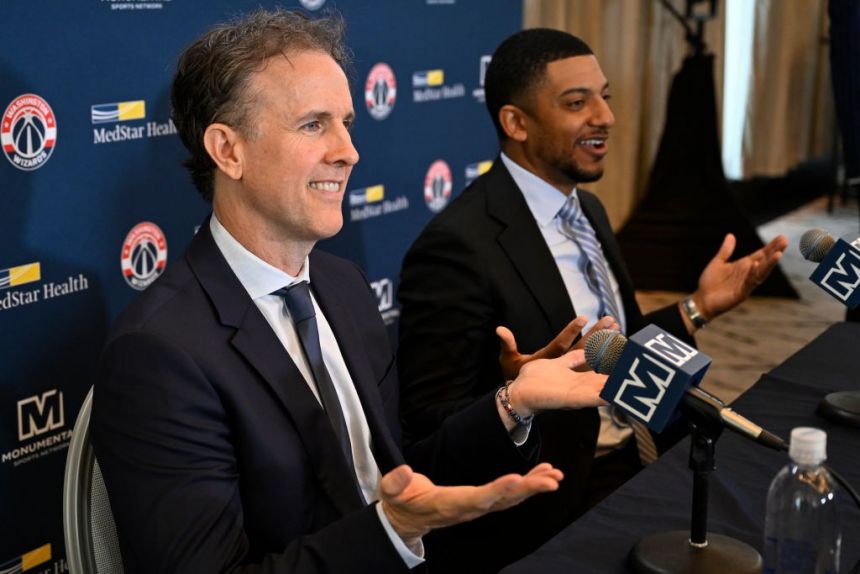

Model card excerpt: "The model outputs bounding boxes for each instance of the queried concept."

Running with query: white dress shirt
[209,215,424,567]
[500,153,633,456]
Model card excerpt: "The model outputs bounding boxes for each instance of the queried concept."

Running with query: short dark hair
[171,8,351,201]
[485,28,593,140]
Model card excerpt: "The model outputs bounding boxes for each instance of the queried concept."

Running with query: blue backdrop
[0,1,520,570]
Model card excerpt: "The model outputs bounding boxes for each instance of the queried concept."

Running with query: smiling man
[89,12,620,574]
[397,28,788,567]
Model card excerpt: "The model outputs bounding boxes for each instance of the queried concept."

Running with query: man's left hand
[496,315,619,379]
[694,233,788,321]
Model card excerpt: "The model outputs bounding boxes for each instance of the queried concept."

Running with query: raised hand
[380,463,563,549]
[505,349,608,419]
[694,233,788,320]
[496,315,620,379]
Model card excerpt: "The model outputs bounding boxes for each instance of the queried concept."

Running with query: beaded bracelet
[496,381,534,427]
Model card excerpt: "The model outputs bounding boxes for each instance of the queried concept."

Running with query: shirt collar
[209,214,310,300]
[500,152,577,227]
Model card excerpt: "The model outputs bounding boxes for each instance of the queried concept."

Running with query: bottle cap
[789,427,827,466]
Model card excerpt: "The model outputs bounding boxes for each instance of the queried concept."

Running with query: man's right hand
[380,463,563,551]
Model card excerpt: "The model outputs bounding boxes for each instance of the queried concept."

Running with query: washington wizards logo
[1,94,57,171]
[424,159,453,212]
[121,222,168,290]
[365,63,397,120]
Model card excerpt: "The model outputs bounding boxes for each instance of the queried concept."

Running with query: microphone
[799,228,837,262]
[799,228,860,261]
[799,228,860,309]
[585,327,787,451]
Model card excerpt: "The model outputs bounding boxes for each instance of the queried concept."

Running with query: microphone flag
[597,324,711,433]
[808,238,860,309]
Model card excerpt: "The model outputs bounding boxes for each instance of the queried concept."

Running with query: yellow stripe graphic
[426,70,445,86]
[366,185,385,203]
[117,100,146,121]
[8,262,41,287]
[21,543,51,570]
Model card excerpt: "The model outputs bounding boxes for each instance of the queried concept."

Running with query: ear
[203,123,244,181]
[499,104,529,143]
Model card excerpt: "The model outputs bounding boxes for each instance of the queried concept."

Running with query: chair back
[63,387,124,574]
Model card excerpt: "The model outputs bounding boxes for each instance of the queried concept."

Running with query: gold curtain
[744,0,833,177]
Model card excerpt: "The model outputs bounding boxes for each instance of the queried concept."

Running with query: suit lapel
[186,222,364,516]
[485,161,576,337]
[308,255,404,474]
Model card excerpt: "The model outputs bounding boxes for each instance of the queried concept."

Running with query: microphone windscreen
[584,329,627,374]
[799,228,835,262]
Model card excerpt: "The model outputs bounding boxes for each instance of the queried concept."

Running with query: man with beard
[91,14,614,573]
[397,28,788,568]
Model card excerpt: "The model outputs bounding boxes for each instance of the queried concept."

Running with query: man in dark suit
[90,11,611,573]
[397,28,789,563]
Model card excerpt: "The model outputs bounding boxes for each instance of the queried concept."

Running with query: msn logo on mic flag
[599,325,711,433]
[809,238,860,309]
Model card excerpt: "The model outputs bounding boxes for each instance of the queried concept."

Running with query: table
[502,322,860,573]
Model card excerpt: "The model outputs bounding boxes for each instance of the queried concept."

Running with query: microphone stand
[628,411,762,574]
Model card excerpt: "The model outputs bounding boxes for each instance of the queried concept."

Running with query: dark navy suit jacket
[92,220,535,573]
[398,160,692,567]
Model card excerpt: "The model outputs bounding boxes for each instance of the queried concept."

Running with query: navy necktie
[275,282,355,469]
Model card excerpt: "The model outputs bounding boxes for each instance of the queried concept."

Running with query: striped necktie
[557,194,657,465]
[556,194,622,323]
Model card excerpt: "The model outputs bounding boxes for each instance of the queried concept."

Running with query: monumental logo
[370,277,399,325]
[412,68,465,103]
[1,94,57,171]
[0,543,52,573]
[465,160,493,185]
[472,55,492,103]
[92,99,177,144]
[121,222,167,290]
[0,261,90,312]
[348,184,409,222]
[2,389,72,467]
[424,160,453,213]
[365,63,397,120]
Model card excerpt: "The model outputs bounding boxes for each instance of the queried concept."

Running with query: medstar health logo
[121,222,168,290]
[2,94,57,171]
[365,63,397,120]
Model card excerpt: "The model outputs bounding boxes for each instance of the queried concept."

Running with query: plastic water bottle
[764,427,841,574]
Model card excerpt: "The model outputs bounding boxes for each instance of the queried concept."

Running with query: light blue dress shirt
[500,153,632,455]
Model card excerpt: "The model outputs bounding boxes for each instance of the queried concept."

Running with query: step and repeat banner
[0,1,520,570]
